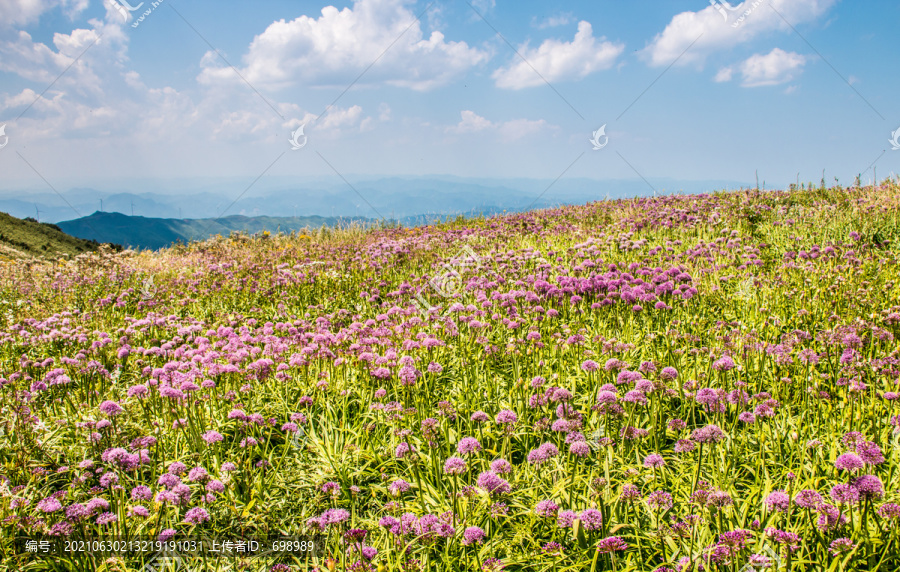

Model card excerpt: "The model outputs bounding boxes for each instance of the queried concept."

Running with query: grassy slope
[56,211,366,250]
[0,211,104,261]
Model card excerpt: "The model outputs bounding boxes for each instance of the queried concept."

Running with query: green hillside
[57,211,369,250]
[0,211,110,261]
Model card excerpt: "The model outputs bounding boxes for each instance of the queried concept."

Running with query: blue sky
[0,0,898,199]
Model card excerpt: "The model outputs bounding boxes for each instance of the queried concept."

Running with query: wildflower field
[3,183,900,572]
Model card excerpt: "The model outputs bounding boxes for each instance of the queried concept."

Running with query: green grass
[0,211,110,261]
[1,182,900,572]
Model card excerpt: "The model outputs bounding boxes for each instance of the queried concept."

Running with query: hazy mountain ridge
[1,176,751,224]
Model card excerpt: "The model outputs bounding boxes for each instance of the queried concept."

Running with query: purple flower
[569,441,591,457]
[490,459,512,474]
[604,358,627,372]
[852,475,884,500]
[65,503,90,521]
[581,360,599,372]
[557,510,577,528]
[579,508,603,531]
[659,367,678,381]
[834,453,864,472]
[643,454,666,468]
[444,457,468,475]
[462,526,486,545]
[647,490,674,511]
[595,536,628,554]
[476,471,512,495]
[691,424,726,444]
[619,484,642,502]
[206,480,225,493]
[495,409,517,425]
[674,439,695,453]
[470,411,490,423]
[829,538,855,556]
[857,442,885,466]
[321,482,341,497]
[187,466,209,483]
[830,484,859,505]
[457,437,482,455]
[794,489,823,509]
[96,512,118,525]
[131,486,152,501]
[202,431,223,444]
[99,472,118,488]
[712,355,736,371]
[388,479,411,496]
[128,505,150,517]
[765,490,790,512]
[158,529,176,542]
[183,507,211,525]
[126,384,148,398]
[877,503,900,519]
[37,497,62,513]
[168,461,188,475]
[322,508,351,526]
[534,500,559,518]
[395,442,416,458]
[99,400,124,416]
[527,442,559,464]
[158,473,180,489]
[816,504,848,531]
[542,541,563,554]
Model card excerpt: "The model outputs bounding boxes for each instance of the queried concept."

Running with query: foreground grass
[1,183,900,571]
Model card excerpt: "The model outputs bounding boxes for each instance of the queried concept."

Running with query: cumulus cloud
[446,110,551,142]
[641,0,835,68]
[492,21,623,90]
[733,48,807,86]
[198,0,489,92]
[533,13,574,29]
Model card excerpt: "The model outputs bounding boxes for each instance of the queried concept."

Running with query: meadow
[1,182,900,571]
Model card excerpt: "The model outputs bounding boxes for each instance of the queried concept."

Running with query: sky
[0,0,899,206]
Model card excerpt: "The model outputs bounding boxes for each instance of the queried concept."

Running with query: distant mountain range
[0,176,752,224]
[55,212,362,251]
[4,176,754,250]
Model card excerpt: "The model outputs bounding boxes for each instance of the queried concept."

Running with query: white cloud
[492,21,623,89]
[0,0,90,29]
[470,0,495,15]
[446,110,552,141]
[641,0,835,68]
[198,0,489,92]
[534,13,573,29]
[714,49,806,87]
[738,48,806,86]
[448,110,494,133]
[497,118,547,142]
